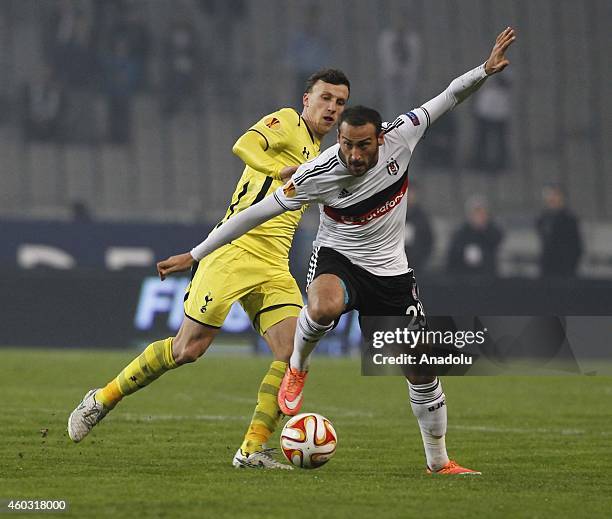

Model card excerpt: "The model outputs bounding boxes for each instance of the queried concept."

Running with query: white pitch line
[212,393,256,405]
[210,394,375,417]
[106,417,612,437]
[448,424,612,436]
[117,408,376,422]
[10,407,611,436]
[313,406,375,418]
[119,413,248,422]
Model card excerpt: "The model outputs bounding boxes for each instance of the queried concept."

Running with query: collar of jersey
[293,108,319,146]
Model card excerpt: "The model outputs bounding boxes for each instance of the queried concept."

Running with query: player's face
[303,81,349,138]
[338,122,384,177]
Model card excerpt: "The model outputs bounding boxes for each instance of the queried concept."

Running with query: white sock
[290,306,333,371]
[408,377,450,471]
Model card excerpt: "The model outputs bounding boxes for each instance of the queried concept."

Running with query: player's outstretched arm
[420,27,516,125]
[190,195,286,260]
[157,195,287,280]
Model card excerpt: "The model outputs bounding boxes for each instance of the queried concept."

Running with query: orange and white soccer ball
[280,413,338,469]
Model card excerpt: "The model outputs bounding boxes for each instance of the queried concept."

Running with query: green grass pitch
[1,348,611,518]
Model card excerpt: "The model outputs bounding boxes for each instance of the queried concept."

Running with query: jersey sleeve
[387,62,489,153]
[384,109,430,152]
[190,195,286,261]
[234,108,296,180]
[232,130,283,180]
[248,109,292,152]
[273,162,317,210]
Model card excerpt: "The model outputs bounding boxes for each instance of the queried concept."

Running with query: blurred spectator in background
[447,195,504,276]
[404,182,434,272]
[161,19,202,116]
[418,111,457,169]
[536,183,583,278]
[287,11,330,104]
[469,74,511,172]
[102,1,151,92]
[47,0,99,143]
[103,36,138,144]
[22,64,66,142]
[48,0,97,89]
[198,0,246,84]
[377,14,422,121]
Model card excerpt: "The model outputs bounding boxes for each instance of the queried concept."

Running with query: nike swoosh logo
[284,393,303,410]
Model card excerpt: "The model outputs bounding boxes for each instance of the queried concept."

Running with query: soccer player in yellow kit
[68,69,350,469]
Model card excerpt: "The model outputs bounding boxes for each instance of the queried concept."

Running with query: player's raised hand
[157,252,194,280]
[484,27,516,75]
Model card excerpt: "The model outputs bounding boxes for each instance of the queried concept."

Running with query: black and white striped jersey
[273,109,430,276]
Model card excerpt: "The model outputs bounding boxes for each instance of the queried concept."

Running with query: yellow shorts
[184,244,303,335]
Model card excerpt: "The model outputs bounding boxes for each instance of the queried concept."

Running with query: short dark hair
[304,68,351,94]
[338,105,383,135]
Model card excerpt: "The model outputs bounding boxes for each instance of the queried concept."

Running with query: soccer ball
[280,413,338,469]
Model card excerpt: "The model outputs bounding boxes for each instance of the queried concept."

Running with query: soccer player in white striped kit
[159,27,515,474]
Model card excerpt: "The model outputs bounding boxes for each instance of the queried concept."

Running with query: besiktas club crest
[386,158,399,175]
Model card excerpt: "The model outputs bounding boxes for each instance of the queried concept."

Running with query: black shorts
[306,246,427,323]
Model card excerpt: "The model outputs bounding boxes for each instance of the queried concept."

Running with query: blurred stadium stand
[0,0,611,281]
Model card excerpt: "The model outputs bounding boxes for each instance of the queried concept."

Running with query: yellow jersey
[218,107,321,262]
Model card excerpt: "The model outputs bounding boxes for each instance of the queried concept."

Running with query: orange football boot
[427,460,481,475]
[278,367,308,415]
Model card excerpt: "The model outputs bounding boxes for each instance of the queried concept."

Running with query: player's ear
[302,91,309,108]
[377,132,385,146]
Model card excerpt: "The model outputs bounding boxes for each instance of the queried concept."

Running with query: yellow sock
[96,337,177,408]
[240,360,287,455]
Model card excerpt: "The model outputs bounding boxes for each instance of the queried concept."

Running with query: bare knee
[307,275,346,325]
[173,321,217,365]
[307,291,344,325]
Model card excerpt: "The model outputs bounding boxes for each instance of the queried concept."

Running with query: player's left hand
[484,27,516,75]
[157,252,194,280]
